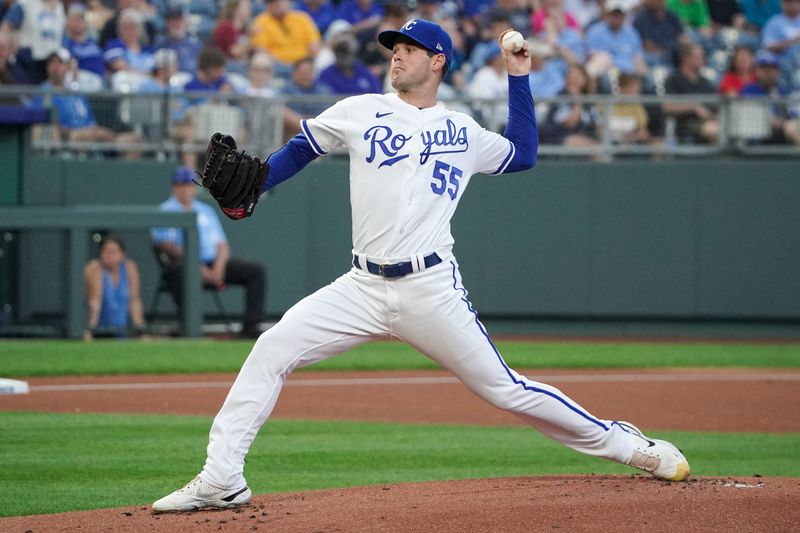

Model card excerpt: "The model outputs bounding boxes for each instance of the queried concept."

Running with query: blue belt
[352,252,442,279]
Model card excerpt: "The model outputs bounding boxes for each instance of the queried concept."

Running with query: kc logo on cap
[378,19,453,72]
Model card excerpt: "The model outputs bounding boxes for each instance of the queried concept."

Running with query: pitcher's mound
[3,475,799,532]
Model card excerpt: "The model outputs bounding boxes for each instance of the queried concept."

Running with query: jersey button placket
[393,112,421,246]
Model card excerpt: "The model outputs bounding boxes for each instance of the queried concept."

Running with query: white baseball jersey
[199,92,647,492]
[14,0,65,60]
[301,92,515,261]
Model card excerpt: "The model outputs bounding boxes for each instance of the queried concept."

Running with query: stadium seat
[149,245,231,329]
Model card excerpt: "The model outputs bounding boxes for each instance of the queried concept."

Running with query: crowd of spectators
[0,0,798,149]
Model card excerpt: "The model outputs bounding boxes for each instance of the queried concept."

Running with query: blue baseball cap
[172,166,195,185]
[755,50,779,67]
[378,19,453,72]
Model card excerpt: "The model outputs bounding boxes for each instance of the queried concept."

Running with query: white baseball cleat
[617,421,691,482]
[152,475,252,513]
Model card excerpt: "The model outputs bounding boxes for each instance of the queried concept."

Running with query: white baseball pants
[201,256,639,489]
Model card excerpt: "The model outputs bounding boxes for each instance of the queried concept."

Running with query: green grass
[0,412,797,517]
[2,339,800,377]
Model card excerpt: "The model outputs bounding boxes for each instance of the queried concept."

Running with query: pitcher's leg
[202,273,386,488]
[393,261,637,464]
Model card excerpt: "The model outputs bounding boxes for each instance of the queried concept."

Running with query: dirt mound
[3,475,798,532]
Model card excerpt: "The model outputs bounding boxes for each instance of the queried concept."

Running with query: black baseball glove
[200,133,268,220]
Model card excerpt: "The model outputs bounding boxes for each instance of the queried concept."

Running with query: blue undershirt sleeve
[262,133,320,192]
[501,74,538,173]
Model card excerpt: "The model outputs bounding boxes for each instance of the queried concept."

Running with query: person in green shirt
[666,0,713,42]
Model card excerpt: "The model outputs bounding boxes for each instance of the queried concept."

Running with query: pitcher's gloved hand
[200,133,268,220]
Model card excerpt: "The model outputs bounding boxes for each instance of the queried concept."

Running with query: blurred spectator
[99,0,156,47]
[707,0,746,32]
[540,64,601,149]
[761,0,800,87]
[63,2,105,78]
[740,50,800,144]
[335,0,384,46]
[154,5,201,74]
[83,234,145,340]
[175,45,235,167]
[316,32,382,95]
[251,0,321,77]
[85,0,114,38]
[137,48,192,164]
[0,28,27,83]
[362,1,409,73]
[380,1,411,31]
[152,166,267,338]
[411,0,445,22]
[239,51,277,96]
[185,0,217,42]
[666,0,713,43]
[297,0,336,36]
[314,19,353,74]
[467,43,507,99]
[718,45,756,95]
[487,0,530,38]
[739,0,782,30]
[0,0,13,21]
[0,0,65,84]
[213,0,251,73]
[283,56,325,113]
[462,0,495,23]
[469,12,513,73]
[633,0,686,68]
[531,0,580,36]
[438,16,467,91]
[528,39,566,98]
[609,72,654,143]
[663,42,719,143]
[185,44,233,93]
[139,46,178,92]
[32,48,141,149]
[586,0,648,80]
[534,2,587,70]
[281,56,326,139]
[103,8,155,74]
[564,0,602,30]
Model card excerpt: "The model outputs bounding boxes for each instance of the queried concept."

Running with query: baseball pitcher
[153,19,690,513]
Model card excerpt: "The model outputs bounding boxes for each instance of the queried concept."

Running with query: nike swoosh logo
[375,111,393,118]
[221,486,249,502]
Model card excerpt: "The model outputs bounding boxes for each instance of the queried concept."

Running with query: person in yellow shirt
[251,0,321,76]
[609,73,653,145]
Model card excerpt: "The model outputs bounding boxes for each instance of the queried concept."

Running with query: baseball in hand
[501,31,525,53]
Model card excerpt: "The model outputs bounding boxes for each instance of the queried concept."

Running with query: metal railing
[1,86,798,160]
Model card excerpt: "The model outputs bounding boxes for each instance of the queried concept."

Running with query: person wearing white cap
[139,47,179,93]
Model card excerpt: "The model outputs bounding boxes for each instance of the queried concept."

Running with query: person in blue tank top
[83,234,145,339]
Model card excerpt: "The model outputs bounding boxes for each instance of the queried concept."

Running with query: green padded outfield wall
[0,127,30,322]
[15,157,800,323]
